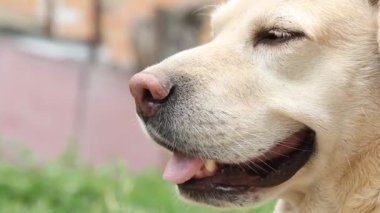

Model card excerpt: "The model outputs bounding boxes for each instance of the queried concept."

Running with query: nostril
[129,72,175,118]
[143,89,155,103]
[143,86,175,106]
[139,86,175,119]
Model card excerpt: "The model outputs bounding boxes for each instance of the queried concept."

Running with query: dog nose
[129,72,173,118]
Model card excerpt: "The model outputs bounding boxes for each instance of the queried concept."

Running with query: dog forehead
[211,0,372,42]
[213,1,320,26]
[211,0,314,36]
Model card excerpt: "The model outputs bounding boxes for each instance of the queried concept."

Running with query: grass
[0,139,275,212]
[0,160,275,213]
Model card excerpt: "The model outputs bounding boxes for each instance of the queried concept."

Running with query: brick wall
[53,0,95,41]
[0,0,45,32]
[0,0,42,17]
[0,0,214,68]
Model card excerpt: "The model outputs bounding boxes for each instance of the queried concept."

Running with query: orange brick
[0,0,40,17]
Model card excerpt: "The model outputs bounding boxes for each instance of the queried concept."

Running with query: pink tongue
[163,152,204,184]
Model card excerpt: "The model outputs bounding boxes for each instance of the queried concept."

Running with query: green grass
[0,159,275,213]
[0,137,275,212]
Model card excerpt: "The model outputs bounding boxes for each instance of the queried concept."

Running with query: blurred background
[0,0,274,212]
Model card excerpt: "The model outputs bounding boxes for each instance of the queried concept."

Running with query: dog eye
[255,29,305,46]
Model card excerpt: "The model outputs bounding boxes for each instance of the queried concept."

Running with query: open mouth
[162,128,315,195]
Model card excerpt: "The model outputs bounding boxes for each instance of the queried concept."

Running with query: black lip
[178,129,315,195]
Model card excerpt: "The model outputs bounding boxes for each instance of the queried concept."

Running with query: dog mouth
[162,128,315,196]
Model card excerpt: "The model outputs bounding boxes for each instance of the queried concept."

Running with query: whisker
[241,161,260,174]
[276,143,312,152]
[255,157,277,172]
[265,150,289,158]
[191,4,219,15]
[246,160,269,173]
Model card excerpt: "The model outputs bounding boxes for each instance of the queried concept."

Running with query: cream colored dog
[129,0,380,212]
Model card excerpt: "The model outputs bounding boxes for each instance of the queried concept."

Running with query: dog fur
[136,0,380,212]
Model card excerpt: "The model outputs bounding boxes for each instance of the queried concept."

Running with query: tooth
[205,160,217,173]
[195,170,204,179]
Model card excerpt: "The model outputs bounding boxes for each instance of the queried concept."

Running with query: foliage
[0,138,275,212]
[0,160,275,213]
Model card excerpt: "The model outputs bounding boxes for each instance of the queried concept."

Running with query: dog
[129,0,380,212]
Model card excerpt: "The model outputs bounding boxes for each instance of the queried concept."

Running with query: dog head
[130,0,380,209]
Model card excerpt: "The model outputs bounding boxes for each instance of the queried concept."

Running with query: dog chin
[179,187,270,209]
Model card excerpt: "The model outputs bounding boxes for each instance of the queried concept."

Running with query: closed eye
[255,28,305,46]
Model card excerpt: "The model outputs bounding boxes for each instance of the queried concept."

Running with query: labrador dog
[129,0,380,212]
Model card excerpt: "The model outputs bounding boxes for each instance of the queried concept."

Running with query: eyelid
[254,28,306,46]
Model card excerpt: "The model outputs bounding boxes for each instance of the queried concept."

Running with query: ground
[0,35,166,170]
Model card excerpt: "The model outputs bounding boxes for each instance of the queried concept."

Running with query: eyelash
[255,29,305,46]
